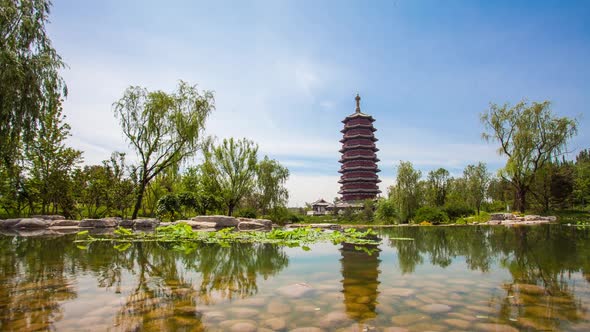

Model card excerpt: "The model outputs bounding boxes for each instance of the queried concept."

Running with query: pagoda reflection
[339,242,381,322]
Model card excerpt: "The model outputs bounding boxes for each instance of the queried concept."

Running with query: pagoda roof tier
[339,156,380,163]
[340,134,378,143]
[340,124,377,133]
[338,166,381,173]
[338,177,382,184]
[339,144,379,153]
[341,113,375,123]
[338,188,382,194]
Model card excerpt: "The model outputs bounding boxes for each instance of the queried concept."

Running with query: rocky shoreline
[0,212,559,237]
[0,215,273,236]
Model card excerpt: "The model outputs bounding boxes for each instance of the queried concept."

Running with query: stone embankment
[484,213,557,226]
[0,215,273,235]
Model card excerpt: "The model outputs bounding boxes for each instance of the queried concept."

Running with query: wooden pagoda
[338,94,381,201]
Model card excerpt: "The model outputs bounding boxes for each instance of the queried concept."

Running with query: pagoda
[338,94,381,201]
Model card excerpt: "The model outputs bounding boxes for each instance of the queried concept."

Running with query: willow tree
[202,138,258,216]
[0,0,66,211]
[463,162,490,215]
[113,81,214,219]
[256,156,289,215]
[481,100,577,212]
[390,161,422,223]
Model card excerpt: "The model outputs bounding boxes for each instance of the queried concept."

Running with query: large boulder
[31,215,65,221]
[118,219,135,227]
[191,215,239,228]
[238,218,272,227]
[175,220,217,229]
[134,218,160,228]
[238,221,268,230]
[524,215,541,221]
[15,218,50,229]
[490,213,505,221]
[50,219,80,227]
[0,218,21,228]
[80,217,119,228]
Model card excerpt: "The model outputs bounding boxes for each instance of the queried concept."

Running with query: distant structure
[338,94,381,201]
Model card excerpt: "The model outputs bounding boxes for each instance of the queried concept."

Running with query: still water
[1,225,590,331]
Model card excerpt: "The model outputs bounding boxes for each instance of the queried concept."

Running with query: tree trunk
[515,186,527,212]
[228,203,234,216]
[132,179,148,219]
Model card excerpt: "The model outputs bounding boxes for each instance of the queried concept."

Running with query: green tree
[390,161,422,223]
[426,168,450,207]
[463,162,490,215]
[113,81,214,219]
[25,97,81,217]
[481,100,577,211]
[374,198,397,224]
[202,138,258,216]
[0,0,67,173]
[256,156,289,215]
[573,149,590,206]
[181,166,222,215]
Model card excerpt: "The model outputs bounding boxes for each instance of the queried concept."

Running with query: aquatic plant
[75,223,381,253]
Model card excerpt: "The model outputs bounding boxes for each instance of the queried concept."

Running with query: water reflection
[0,225,589,331]
[340,243,381,322]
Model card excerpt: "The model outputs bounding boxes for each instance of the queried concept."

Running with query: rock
[238,217,272,227]
[119,219,135,227]
[31,214,65,220]
[420,303,451,313]
[267,300,291,315]
[474,323,519,332]
[318,311,350,329]
[238,220,270,230]
[490,213,506,221]
[545,216,557,222]
[50,219,80,227]
[290,328,324,332]
[134,218,159,228]
[0,218,21,228]
[263,317,287,330]
[191,215,239,228]
[391,313,430,326]
[15,218,49,229]
[381,288,415,297]
[383,328,409,332]
[174,220,217,229]
[524,215,541,221]
[289,223,342,230]
[230,307,259,318]
[277,283,314,298]
[444,318,471,329]
[514,283,546,295]
[219,320,258,332]
[80,218,119,228]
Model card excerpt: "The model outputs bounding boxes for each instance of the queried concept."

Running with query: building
[338,94,381,201]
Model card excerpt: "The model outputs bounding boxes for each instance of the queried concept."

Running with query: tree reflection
[384,225,590,330]
[340,243,381,322]
[0,236,78,331]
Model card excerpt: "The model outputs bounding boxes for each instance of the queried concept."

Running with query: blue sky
[48,0,590,206]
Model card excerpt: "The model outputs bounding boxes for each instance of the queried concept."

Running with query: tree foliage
[426,168,450,207]
[481,100,577,211]
[113,81,214,219]
[202,138,258,216]
[0,0,67,169]
[256,156,289,215]
[390,161,422,223]
[463,162,490,215]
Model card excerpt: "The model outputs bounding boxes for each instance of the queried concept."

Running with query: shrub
[156,194,181,221]
[374,199,397,224]
[443,203,474,221]
[413,206,449,224]
[236,207,257,219]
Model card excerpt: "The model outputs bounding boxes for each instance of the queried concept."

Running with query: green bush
[374,199,397,224]
[156,194,181,221]
[443,203,474,220]
[236,207,257,219]
[413,206,449,224]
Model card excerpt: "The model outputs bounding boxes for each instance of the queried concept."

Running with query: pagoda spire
[355,94,361,113]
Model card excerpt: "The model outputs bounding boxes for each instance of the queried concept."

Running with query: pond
[1,225,590,331]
